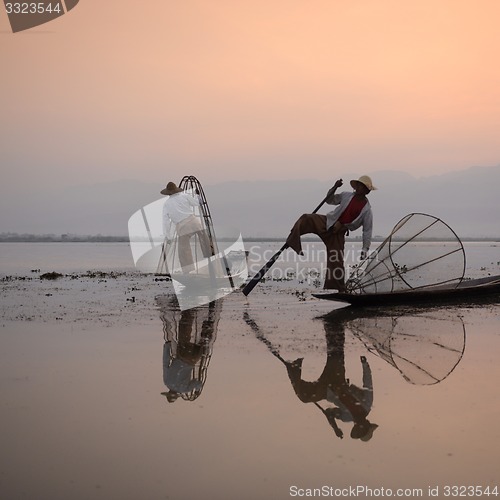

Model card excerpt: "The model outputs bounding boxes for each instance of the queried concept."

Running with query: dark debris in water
[79,271,124,279]
[2,270,150,282]
[40,272,64,280]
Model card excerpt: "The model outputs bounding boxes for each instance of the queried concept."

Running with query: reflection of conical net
[346,213,466,294]
[157,296,222,401]
[348,311,466,385]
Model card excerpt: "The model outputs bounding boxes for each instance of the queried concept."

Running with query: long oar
[242,194,330,296]
[243,312,287,363]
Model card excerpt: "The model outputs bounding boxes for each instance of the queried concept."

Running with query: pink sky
[1,0,499,196]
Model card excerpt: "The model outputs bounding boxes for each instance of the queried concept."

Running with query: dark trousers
[286,213,347,291]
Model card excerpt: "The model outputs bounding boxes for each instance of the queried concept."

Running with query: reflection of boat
[322,307,466,385]
[314,274,500,306]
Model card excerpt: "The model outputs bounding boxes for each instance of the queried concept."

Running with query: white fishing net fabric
[346,213,465,294]
[156,176,248,310]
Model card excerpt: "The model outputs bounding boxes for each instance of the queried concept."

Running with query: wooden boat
[313,274,500,307]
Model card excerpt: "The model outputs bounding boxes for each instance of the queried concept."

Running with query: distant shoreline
[0,234,498,243]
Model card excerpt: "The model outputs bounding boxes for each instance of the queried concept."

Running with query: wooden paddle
[242,189,336,296]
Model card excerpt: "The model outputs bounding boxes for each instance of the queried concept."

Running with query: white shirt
[325,191,373,252]
[162,192,200,237]
[163,344,203,394]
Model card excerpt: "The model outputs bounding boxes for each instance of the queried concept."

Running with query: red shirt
[338,196,367,224]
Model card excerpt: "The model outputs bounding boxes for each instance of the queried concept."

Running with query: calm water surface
[0,242,499,499]
[0,241,498,276]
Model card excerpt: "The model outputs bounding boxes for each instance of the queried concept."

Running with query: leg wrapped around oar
[286,213,347,291]
[242,195,330,296]
[286,213,329,255]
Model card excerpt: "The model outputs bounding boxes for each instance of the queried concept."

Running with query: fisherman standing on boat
[161,181,213,272]
[285,175,376,291]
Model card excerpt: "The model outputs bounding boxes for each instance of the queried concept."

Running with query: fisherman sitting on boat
[285,175,376,292]
[161,181,213,272]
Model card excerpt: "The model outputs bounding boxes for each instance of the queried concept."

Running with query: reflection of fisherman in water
[243,310,378,441]
[244,305,466,441]
[284,319,377,441]
[157,295,221,402]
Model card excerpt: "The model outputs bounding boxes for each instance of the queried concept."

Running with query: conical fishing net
[156,176,219,276]
[128,176,247,310]
[156,176,247,309]
[346,213,465,294]
[157,176,246,279]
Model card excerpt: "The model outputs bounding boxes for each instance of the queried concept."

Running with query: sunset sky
[1,0,499,201]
